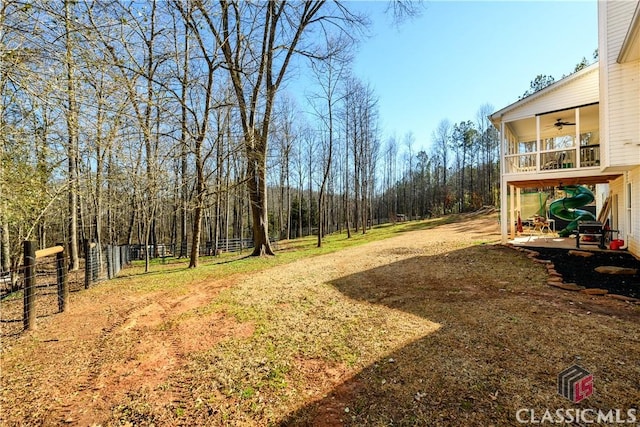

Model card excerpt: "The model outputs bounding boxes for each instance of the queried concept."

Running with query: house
[490,0,640,257]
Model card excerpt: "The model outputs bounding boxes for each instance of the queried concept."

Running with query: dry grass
[1,214,638,426]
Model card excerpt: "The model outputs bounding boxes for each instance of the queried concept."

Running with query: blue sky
[347,1,599,152]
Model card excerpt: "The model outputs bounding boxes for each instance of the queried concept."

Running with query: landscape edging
[502,243,640,305]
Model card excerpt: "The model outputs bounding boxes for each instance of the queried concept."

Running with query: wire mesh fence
[128,238,279,261]
[0,242,130,340]
[1,238,273,340]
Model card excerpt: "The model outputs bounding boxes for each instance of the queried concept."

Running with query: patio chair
[527,215,552,241]
[542,151,566,170]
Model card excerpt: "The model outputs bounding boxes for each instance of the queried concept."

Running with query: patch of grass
[11,213,637,427]
[1,290,23,301]
[111,392,157,425]
[241,387,256,399]
[119,214,478,294]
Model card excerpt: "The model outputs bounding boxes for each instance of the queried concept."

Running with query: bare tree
[173,2,226,268]
[86,0,171,272]
[63,0,80,270]
[476,103,498,205]
[432,119,452,213]
[196,0,365,256]
[404,132,415,219]
[451,120,476,213]
[272,96,298,240]
[307,34,351,247]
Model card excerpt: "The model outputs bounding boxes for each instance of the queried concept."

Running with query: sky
[345,0,599,152]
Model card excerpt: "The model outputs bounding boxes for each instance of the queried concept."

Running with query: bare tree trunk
[207,1,346,255]
[64,0,79,270]
[0,110,10,274]
[189,150,205,267]
[246,144,274,256]
[179,21,190,259]
[286,164,291,240]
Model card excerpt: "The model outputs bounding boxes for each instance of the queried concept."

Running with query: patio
[509,234,623,251]
[509,234,578,249]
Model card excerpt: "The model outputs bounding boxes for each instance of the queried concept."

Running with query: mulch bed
[524,246,640,299]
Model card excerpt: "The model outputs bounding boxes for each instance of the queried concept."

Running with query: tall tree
[198,0,364,256]
[519,74,555,99]
[87,0,170,272]
[271,95,298,240]
[403,132,415,219]
[64,0,80,270]
[307,34,350,247]
[175,2,225,268]
[451,120,476,213]
[432,119,452,213]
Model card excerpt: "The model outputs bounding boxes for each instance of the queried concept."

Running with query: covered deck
[502,102,601,175]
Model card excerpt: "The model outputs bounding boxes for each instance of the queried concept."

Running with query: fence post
[120,245,126,268]
[23,240,36,331]
[106,244,113,279]
[91,244,98,282]
[113,245,118,275]
[113,245,120,276]
[84,239,91,289]
[56,243,68,313]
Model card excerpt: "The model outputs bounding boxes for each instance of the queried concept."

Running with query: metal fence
[1,237,274,340]
[0,241,130,339]
[128,238,278,260]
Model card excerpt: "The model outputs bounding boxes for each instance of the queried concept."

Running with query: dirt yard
[1,214,639,426]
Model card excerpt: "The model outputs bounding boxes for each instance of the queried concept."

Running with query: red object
[517,213,523,233]
[610,239,624,250]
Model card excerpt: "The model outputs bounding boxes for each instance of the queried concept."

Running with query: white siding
[600,1,640,168]
[609,177,624,231]
[499,67,599,123]
[608,167,640,257]
[626,166,640,256]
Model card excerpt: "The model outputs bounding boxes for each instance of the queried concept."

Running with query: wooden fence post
[23,241,36,331]
[84,239,91,289]
[56,243,68,313]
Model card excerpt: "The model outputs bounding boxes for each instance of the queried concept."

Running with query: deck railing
[504,145,600,174]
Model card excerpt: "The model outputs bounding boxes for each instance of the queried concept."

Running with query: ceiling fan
[554,118,576,130]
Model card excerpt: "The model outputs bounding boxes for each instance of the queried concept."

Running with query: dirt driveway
[1,214,639,426]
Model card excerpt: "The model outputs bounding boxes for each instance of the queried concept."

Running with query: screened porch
[502,103,601,174]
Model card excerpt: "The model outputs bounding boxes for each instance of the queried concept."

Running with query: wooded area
[1,0,500,273]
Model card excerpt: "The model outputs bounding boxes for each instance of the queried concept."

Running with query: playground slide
[549,185,597,237]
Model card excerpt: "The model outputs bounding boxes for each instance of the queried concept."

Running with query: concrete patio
[509,233,629,253]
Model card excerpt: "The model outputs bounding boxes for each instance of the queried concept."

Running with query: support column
[509,184,516,239]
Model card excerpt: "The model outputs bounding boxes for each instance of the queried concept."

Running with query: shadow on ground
[279,245,640,426]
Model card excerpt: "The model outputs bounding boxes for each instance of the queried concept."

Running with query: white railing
[504,145,600,174]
